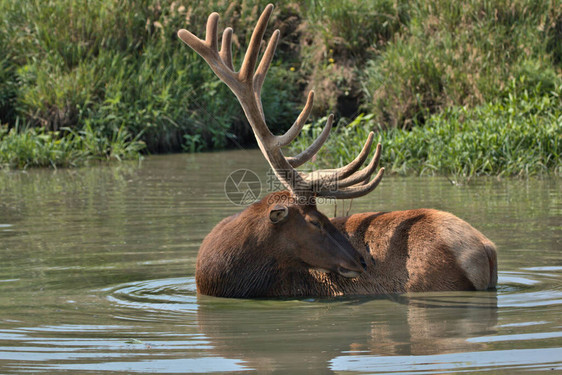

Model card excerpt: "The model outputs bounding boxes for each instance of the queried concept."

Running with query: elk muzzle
[323,229,366,278]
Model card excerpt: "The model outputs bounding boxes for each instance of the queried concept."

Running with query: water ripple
[330,348,562,373]
[103,277,198,317]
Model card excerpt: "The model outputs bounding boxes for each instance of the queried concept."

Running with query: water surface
[0,151,560,373]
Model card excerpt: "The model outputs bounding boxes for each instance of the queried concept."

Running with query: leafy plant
[0,121,144,169]
[291,80,562,178]
[361,0,562,128]
[0,0,560,172]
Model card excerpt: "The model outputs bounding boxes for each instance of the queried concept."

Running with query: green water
[0,151,560,373]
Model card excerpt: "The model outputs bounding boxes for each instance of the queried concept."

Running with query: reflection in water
[195,292,498,373]
[0,151,561,373]
[0,268,560,373]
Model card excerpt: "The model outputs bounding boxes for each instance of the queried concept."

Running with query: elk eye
[310,219,322,229]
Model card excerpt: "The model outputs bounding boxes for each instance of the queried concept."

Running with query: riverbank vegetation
[1,0,560,175]
[292,80,561,178]
[0,122,144,168]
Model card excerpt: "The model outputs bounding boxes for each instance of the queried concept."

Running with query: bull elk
[178,4,498,298]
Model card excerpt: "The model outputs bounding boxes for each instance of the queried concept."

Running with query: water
[0,151,560,374]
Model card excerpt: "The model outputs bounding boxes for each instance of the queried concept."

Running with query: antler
[178,4,384,200]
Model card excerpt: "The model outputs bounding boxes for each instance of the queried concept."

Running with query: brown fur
[196,191,366,298]
[196,192,497,298]
[331,210,498,294]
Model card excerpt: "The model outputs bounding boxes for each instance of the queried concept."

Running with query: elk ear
[269,205,289,224]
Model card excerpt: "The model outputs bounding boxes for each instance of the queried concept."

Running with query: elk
[178,4,497,298]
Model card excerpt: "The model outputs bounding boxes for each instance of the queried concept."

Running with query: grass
[0,0,303,154]
[361,0,562,128]
[0,0,560,174]
[0,122,145,169]
[290,80,562,178]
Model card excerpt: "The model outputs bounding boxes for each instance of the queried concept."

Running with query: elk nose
[360,257,368,270]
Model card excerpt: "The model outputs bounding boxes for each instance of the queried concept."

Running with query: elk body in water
[179,4,498,298]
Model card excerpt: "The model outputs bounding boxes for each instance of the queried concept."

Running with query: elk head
[179,4,385,296]
[195,191,368,297]
[263,191,367,278]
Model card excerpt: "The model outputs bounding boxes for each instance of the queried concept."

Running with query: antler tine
[206,12,219,51]
[333,143,382,188]
[319,167,385,199]
[301,140,381,195]
[220,27,234,71]
[306,132,375,179]
[239,4,274,82]
[254,30,280,97]
[178,15,238,89]
[286,114,333,168]
[179,4,385,201]
[177,28,212,60]
[277,91,315,147]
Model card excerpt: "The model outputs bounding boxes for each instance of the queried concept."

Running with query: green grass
[361,0,562,128]
[290,80,562,178]
[0,122,145,169]
[0,0,303,155]
[0,0,560,173]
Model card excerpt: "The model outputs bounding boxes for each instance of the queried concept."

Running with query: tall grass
[298,0,408,116]
[361,0,562,128]
[0,122,145,169]
[0,0,303,154]
[0,0,560,172]
[290,80,562,178]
